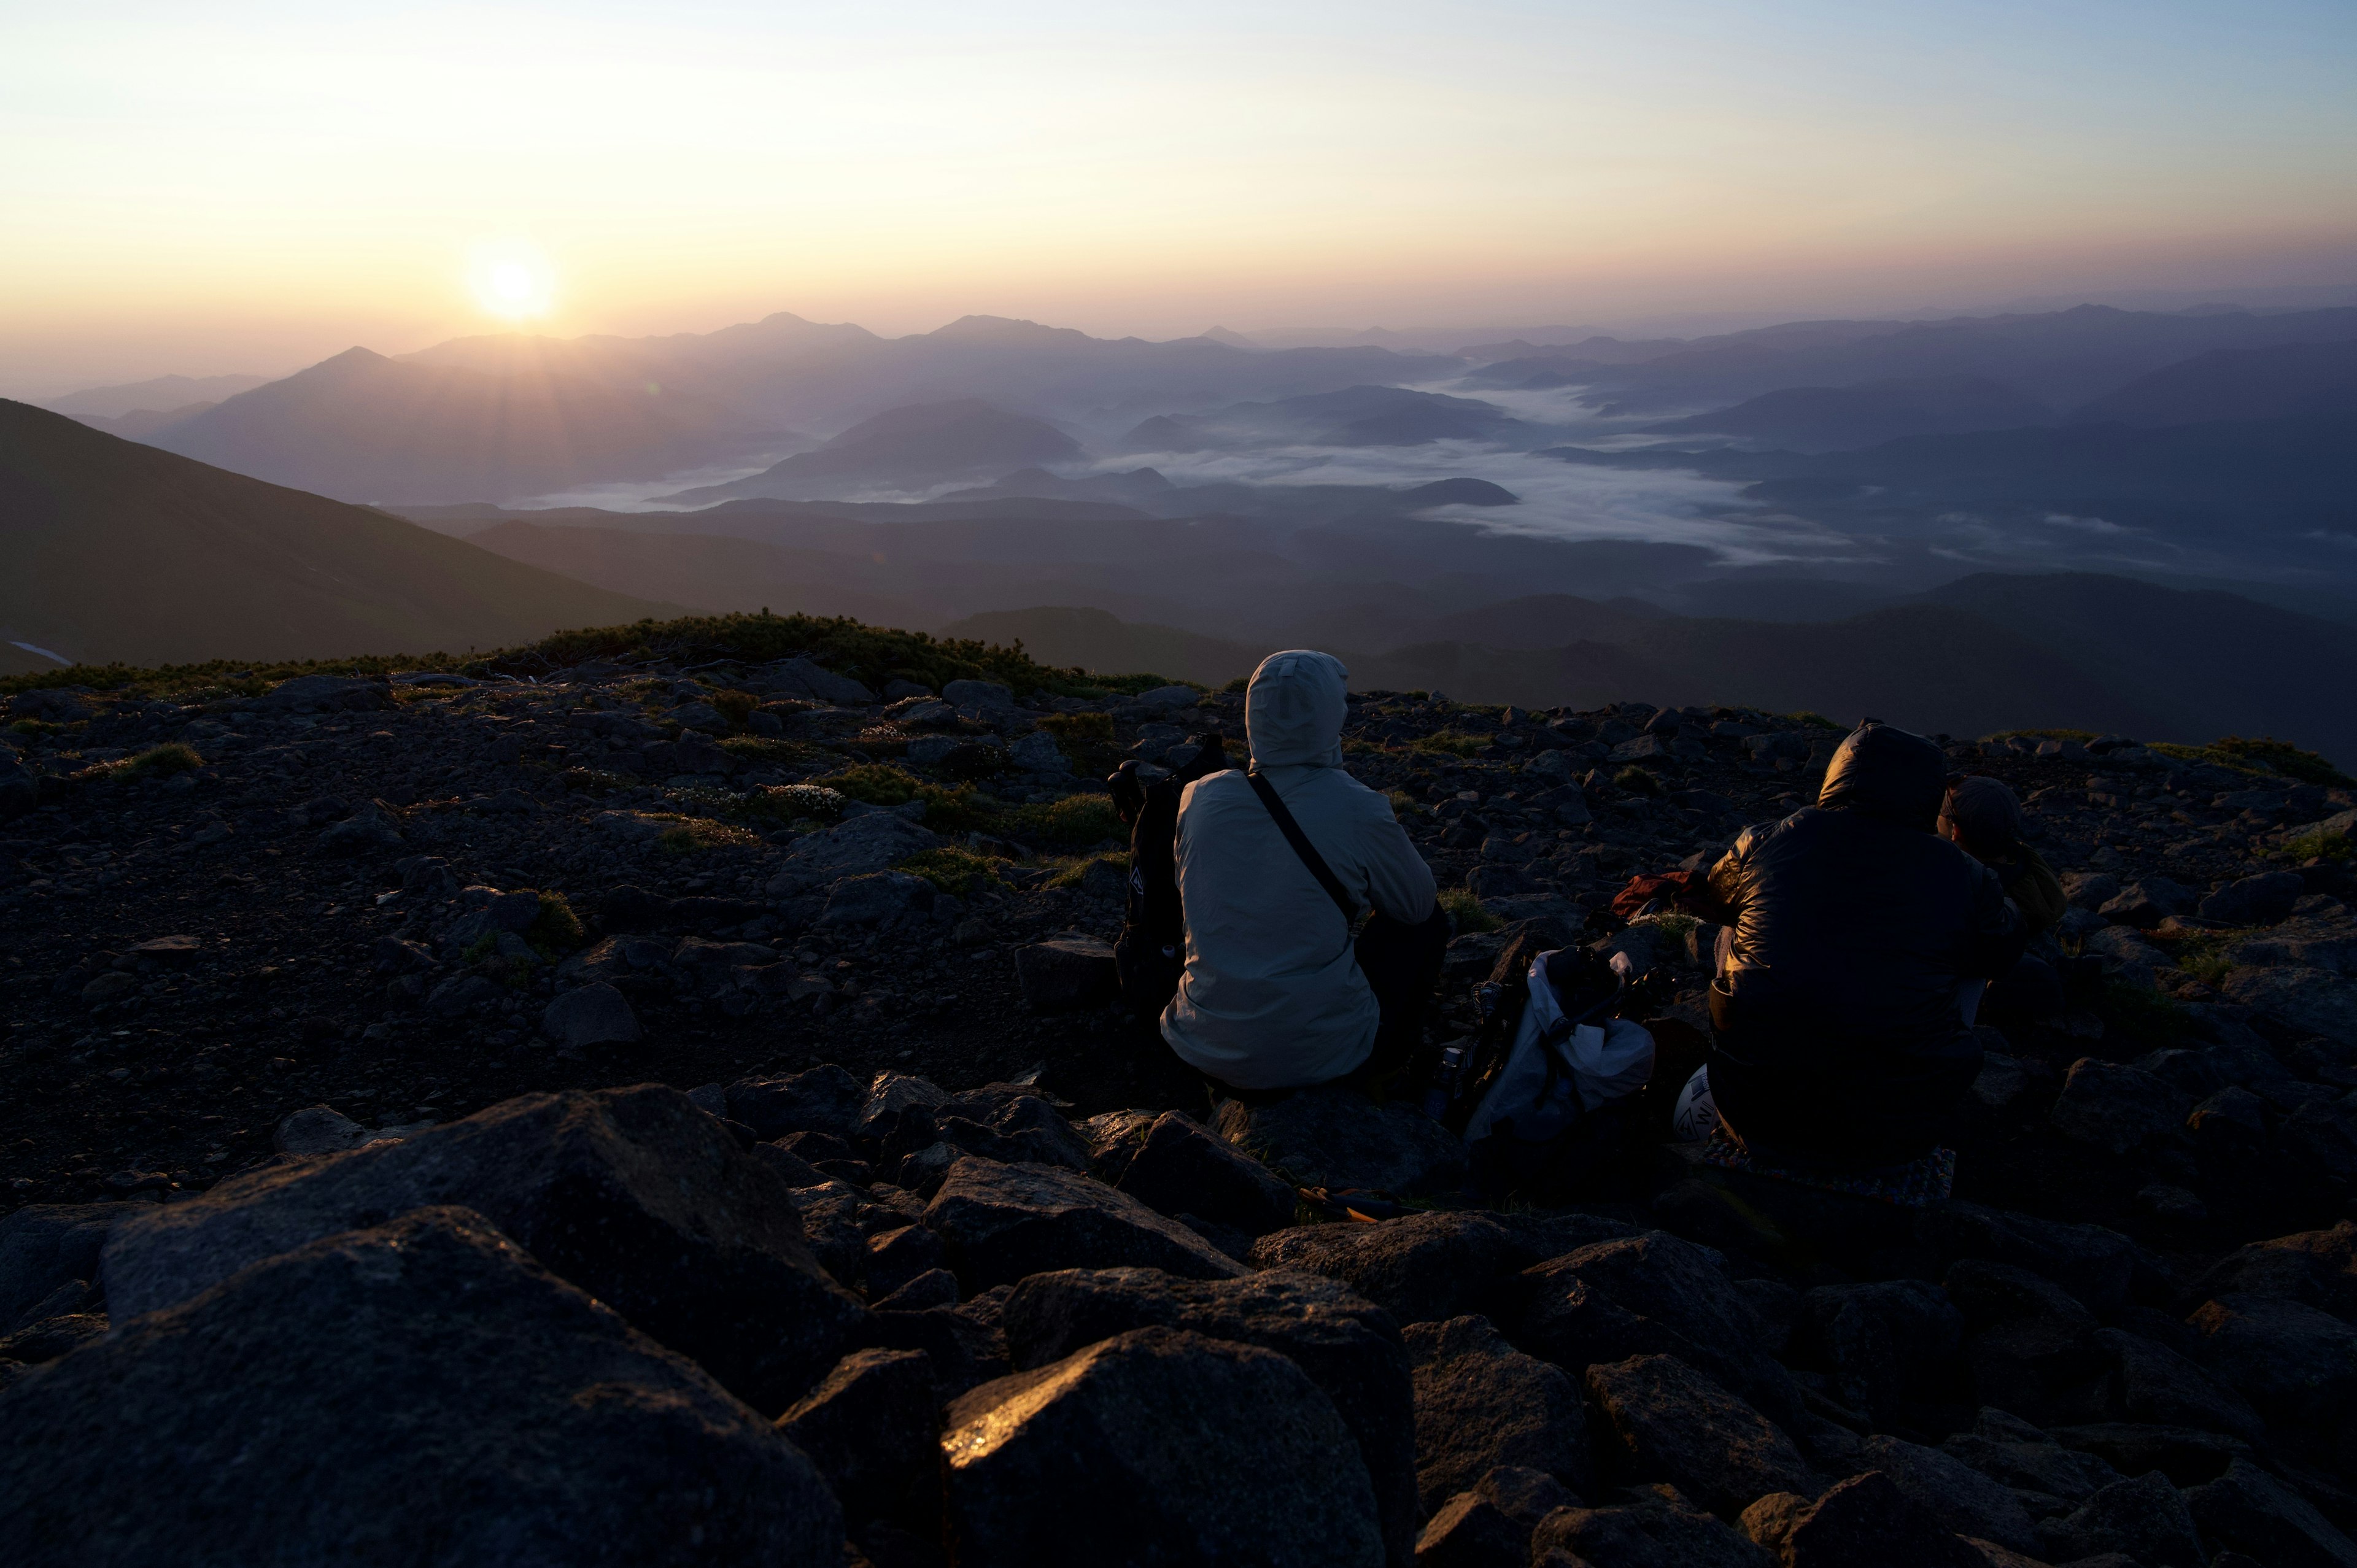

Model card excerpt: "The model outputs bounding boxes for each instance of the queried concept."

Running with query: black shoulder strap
[1245,769,1358,924]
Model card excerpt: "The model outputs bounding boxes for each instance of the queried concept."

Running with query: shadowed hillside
[0,401,679,668]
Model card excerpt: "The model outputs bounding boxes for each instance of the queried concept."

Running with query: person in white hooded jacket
[1161,649,1445,1091]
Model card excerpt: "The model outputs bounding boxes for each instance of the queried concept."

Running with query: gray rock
[425,972,503,1017]
[1582,1353,1817,1519]
[2092,1326,2265,1440]
[0,747,36,821]
[940,678,1015,711]
[1532,1486,1771,1567]
[816,870,935,927]
[1111,1111,1296,1236]
[1249,1211,1528,1324]
[2098,877,2196,928]
[0,1208,840,1567]
[2187,1291,2357,1427]
[1413,1494,1527,1568]
[1404,1315,1592,1508]
[102,1086,867,1416]
[2185,1457,2357,1568]
[1007,731,1069,774]
[541,983,643,1048]
[1014,935,1118,1012]
[1856,1434,2042,1554]
[767,657,875,706]
[2082,924,2169,987]
[728,1064,866,1142]
[1520,1231,1795,1426]
[2201,871,2307,925]
[2047,1057,2193,1154]
[921,1156,1248,1291]
[906,735,961,767]
[764,814,942,897]
[2062,871,2121,910]
[0,1203,131,1335]
[940,1325,1384,1567]
[2189,1220,2357,1322]
[1940,1410,2124,1505]
[775,1346,939,1530]
[258,673,390,711]
[1000,1265,1420,1566]
[319,801,404,855]
[2035,1470,2204,1568]
[7,687,93,721]
[2282,1096,2357,1185]
[1794,1280,1964,1430]
[2219,965,2357,1045]
[1921,1201,2140,1315]
[1213,1085,1468,1197]
[1945,1259,2100,1421]
[271,1103,376,1156]
[1741,1470,1982,1568]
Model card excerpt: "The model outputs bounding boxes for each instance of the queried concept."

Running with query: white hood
[1246,649,1349,771]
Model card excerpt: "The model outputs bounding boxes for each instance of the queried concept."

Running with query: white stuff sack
[1463,949,1657,1145]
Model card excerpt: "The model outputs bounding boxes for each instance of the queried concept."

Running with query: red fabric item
[1611,869,1699,921]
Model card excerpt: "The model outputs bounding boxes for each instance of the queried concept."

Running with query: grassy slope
[0,400,681,668]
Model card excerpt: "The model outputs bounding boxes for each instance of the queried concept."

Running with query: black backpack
[1106,733,1232,1019]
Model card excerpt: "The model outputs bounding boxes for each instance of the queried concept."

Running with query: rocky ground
[4,647,2357,1566]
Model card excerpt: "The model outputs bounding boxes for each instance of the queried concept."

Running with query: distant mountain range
[663,401,1082,503]
[944,574,2357,764]
[0,402,675,670]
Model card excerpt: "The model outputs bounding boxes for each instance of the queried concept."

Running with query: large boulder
[921,1157,1248,1291]
[1582,1353,1817,1520]
[1792,1280,1963,1430]
[1403,1315,1592,1508]
[101,1086,867,1415]
[1944,1259,2102,1422]
[2092,1326,2266,1441]
[2034,1469,2205,1568]
[775,1347,939,1535]
[0,1208,840,1566]
[0,1203,130,1334]
[2220,965,2357,1045]
[1110,1111,1296,1236]
[1000,1266,1419,1567]
[2189,1221,2357,1322]
[1740,1470,1983,1568]
[1213,1085,1468,1196]
[727,1064,867,1142]
[1530,1486,1771,1567]
[1519,1230,1797,1426]
[2186,1291,2357,1428]
[817,871,935,928]
[1853,1434,2042,1555]
[1937,1407,2123,1506]
[2200,871,2307,926]
[2185,1457,2357,1568]
[1919,1202,2140,1315]
[541,983,643,1048]
[940,1325,1384,1567]
[1248,1211,1528,1324]
[2048,1059,2194,1154]
[764,814,940,897]
[1013,935,1119,1012]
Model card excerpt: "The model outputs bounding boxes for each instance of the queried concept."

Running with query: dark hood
[1816,720,1948,830]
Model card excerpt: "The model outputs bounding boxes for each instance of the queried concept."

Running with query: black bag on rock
[1106,733,1231,1020]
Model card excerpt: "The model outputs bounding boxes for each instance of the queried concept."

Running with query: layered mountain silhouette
[1117,385,1535,453]
[664,401,1084,503]
[0,402,674,669]
[1640,376,2054,451]
[140,348,767,504]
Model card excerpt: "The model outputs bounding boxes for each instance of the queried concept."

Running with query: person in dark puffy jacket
[1682,720,2027,1168]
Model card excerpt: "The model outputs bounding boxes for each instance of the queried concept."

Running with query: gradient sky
[4,0,2353,395]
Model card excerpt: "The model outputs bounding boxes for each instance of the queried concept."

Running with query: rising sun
[468,245,555,320]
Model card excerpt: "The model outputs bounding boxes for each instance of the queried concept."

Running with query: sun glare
[468,245,555,321]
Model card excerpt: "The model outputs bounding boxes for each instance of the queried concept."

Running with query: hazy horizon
[6,0,2354,398]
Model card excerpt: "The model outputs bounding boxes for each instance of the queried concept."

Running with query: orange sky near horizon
[4,0,2353,395]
